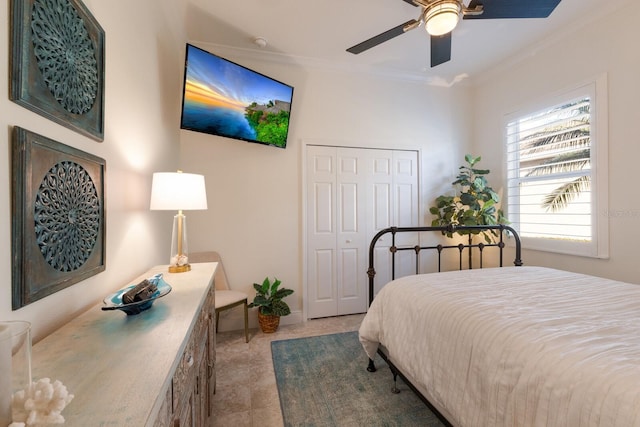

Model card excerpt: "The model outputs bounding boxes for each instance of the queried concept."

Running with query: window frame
[503,75,609,259]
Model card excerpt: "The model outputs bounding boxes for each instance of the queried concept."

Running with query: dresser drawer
[172,330,197,413]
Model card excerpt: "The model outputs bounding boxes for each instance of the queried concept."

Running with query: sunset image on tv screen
[180,44,293,148]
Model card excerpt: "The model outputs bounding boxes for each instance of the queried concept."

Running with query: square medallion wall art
[10,0,105,141]
[12,126,106,310]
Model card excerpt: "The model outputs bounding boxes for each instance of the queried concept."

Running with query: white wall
[0,0,188,341]
[471,5,640,283]
[181,44,472,330]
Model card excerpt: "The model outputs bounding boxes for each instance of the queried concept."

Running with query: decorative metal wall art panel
[10,0,105,141]
[12,126,106,309]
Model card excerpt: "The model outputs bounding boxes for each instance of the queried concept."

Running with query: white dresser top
[29,262,217,426]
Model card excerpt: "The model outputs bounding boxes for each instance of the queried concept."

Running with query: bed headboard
[367,224,523,305]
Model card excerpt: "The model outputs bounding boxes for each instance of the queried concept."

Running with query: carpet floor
[271,331,445,427]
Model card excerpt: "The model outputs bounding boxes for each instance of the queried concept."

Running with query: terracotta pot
[258,311,280,333]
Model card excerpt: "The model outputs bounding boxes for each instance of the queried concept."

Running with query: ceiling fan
[346,0,562,67]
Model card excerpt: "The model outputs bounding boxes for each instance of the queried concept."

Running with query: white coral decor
[10,378,74,426]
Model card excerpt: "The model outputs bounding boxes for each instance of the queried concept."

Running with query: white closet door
[392,150,420,281]
[306,146,337,318]
[336,148,368,315]
[306,146,419,317]
[366,150,419,299]
[366,150,394,300]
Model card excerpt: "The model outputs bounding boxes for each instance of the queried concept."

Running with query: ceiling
[185,0,629,87]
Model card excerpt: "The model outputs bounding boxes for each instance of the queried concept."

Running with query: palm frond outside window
[507,97,592,242]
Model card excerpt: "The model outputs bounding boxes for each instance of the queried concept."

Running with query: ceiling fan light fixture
[425,0,461,36]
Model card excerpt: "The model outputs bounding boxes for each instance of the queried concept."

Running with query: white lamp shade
[150,172,208,211]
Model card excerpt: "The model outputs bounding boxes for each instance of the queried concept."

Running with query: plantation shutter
[506,96,592,242]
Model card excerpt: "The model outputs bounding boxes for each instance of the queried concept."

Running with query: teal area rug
[271,331,445,427]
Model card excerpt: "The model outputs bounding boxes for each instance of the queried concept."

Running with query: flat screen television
[180,43,294,149]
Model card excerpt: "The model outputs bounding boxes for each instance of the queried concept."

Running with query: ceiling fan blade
[431,33,452,67]
[464,0,562,20]
[347,19,419,54]
[400,0,419,6]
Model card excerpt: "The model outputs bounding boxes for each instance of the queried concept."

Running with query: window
[505,77,608,258]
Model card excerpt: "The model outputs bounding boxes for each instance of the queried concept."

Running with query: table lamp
[150,171,208,273]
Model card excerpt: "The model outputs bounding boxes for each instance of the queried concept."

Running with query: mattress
[359,266,640,427]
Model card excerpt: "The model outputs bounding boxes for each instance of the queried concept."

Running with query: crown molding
[187,40,471,88]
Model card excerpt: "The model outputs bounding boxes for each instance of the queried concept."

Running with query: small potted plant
[248,277,294,333]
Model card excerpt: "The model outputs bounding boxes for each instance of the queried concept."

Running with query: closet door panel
[393,151,419,279]
[336,148,368,315]
[306,146,337,318]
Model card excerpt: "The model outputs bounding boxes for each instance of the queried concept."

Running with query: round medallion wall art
[31,0,99,115]
[10,0,105,141]
[34,161,101,272]
[11,128,106,310]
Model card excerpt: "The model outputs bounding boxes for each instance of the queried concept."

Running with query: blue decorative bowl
[101,274,172,315]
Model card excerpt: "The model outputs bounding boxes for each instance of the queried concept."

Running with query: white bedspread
[359,266,640,427]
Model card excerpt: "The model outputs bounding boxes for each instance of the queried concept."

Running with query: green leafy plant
[429,154,508,243]
[245,102,290,148]
[248,277,294,317]
[255,110,290,147]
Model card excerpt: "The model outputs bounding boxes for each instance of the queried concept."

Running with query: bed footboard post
[368,227,394,306]
[367,358,377,372]
[391,371,400,394]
